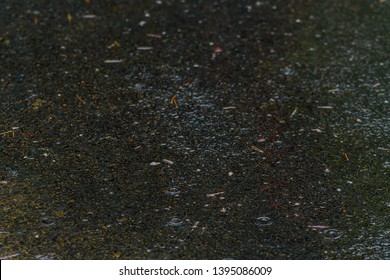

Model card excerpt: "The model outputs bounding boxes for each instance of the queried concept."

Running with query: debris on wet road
[0,0,389,260]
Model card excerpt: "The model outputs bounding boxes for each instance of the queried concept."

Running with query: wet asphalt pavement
[0,0,389,259]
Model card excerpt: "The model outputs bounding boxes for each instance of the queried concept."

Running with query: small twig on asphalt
[290,107,298,118]
[222,106,236,110]
[137,47,153,51]
[206,191,225,197]
[67,12,72,23]
[76,94,86,104]
[317,105,334,109]
[146,34,162,38]
[170,95,179,108]
[251,145,264,153]
[104,59,123,63]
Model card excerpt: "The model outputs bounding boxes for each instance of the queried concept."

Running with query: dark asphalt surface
[0,0,389,259]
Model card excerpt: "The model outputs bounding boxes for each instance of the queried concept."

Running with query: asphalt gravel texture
[0,0,389,259]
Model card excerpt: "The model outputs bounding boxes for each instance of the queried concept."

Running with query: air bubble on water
[9,170,18,176]
[322,229,342,240]
[282,66,294,76]
[255,216,273,227]
[166,217,184,227]
[165,187,181,196]
[41,216,56,226]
